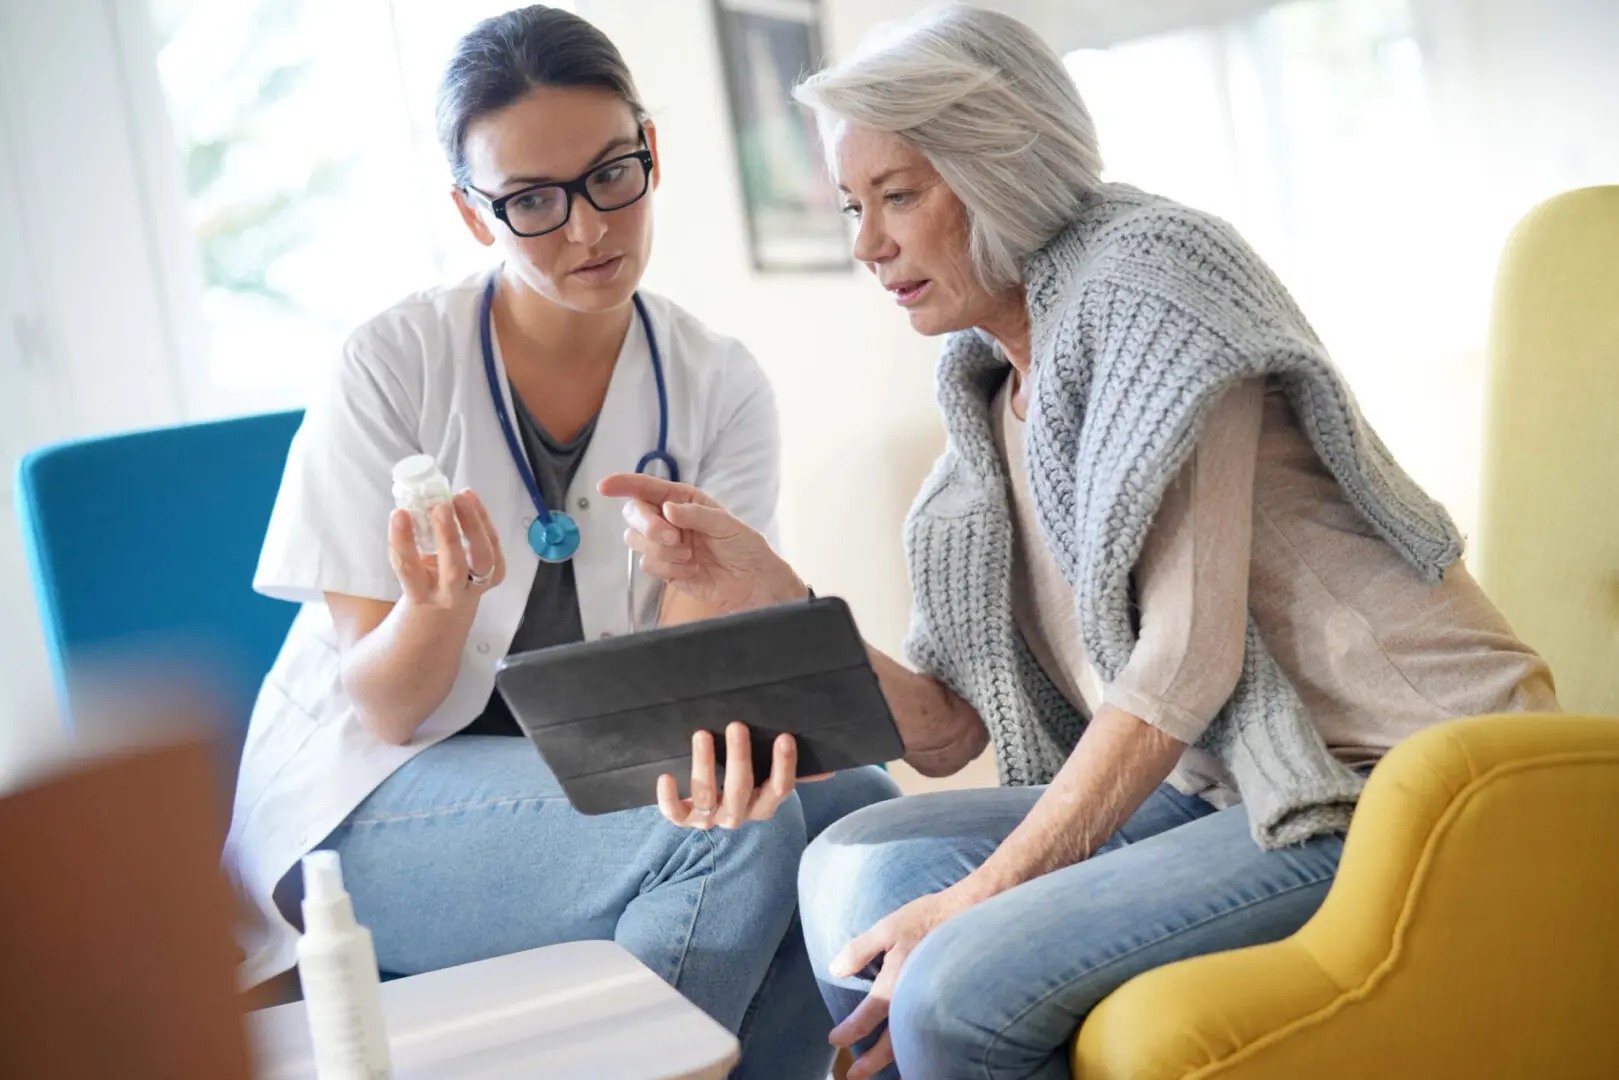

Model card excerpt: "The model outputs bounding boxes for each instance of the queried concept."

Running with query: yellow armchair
[1473,186,1619,717]
[1073,713,1619,1078]
[1072,189,1619,1078]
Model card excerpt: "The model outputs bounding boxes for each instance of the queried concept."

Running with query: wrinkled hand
[658,722,822,830]
[598,473,806,615]
[828,886,984,1080]
[388,491,505,611]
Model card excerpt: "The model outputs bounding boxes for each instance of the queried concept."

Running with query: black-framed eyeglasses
[464,134,654,239]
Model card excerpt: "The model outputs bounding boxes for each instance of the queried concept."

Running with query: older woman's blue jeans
[798,783,1344,1080]
[317,736,900,1080]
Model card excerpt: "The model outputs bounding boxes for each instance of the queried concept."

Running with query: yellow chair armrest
[1074,939,1343,1078]
[1073,713,1619,1079]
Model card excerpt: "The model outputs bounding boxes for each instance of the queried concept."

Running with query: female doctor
[222,8,897,1079]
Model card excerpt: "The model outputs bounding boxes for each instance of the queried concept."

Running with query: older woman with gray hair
[606,5,1556,1078]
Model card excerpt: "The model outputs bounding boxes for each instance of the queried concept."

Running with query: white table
[249,940,739,1079]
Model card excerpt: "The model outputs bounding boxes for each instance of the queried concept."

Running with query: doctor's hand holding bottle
[326,491,506,747]
[387,491,508,612]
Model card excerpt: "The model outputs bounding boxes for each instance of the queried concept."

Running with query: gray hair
[794,5,1103,291]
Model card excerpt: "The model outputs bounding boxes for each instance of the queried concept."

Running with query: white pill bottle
[391,455,453,555]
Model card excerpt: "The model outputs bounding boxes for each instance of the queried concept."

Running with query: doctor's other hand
[599,473,807,615]
[388,490,506,612]
[658,722,822,830]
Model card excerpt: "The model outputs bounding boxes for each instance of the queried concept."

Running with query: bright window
[149,0,570,406]
[1066,0,1489,532]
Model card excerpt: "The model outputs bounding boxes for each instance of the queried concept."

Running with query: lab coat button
[576,497,590,511]
[476,642,491,654]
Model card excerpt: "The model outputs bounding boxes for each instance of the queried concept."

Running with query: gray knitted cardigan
[903,184,1464,848]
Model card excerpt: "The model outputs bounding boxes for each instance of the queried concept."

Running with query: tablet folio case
[495,598,903,814]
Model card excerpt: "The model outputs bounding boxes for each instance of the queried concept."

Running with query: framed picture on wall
[713,0,850,272]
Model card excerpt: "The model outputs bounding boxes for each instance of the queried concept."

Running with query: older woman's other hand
[827,883,986,1080]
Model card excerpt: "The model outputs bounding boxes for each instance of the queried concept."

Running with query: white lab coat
[225,272,780,986]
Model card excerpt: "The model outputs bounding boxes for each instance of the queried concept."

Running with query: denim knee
[700,791,807,904]
[799,766,902,843]
[797,800,922,981]
[888,911,1011,1078]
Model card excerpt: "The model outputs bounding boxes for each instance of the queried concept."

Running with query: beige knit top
[992,374,1559,807]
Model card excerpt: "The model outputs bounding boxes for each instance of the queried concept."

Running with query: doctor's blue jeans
[798,784,1345,1080]
[317,735,899,1080]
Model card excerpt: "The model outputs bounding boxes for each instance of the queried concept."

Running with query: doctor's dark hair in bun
[436,5,649,186]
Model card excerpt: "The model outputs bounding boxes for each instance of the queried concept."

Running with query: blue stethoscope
[479,274,679,564]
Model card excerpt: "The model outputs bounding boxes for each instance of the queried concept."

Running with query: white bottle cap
[392,454,439,485]
[302,850,348,904]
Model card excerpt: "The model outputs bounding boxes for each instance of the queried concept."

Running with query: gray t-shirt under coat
[460,391,599,737]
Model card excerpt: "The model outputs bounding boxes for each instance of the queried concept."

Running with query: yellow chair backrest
[1476,186,1619,716]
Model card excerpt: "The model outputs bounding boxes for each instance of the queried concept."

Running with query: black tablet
[494,597,905,815]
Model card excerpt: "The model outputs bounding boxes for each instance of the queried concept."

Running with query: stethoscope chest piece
[529,511,582,563]
[482,273,674,573]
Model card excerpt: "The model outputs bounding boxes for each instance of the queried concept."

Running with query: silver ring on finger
[467,566,495,587]
[690,804,715,817]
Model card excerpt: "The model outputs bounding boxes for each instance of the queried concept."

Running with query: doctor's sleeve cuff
[252,334,423,608]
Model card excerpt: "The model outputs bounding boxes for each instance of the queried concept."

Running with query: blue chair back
[15,411,303,771]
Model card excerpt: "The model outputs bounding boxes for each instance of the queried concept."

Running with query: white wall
[0,0,193,439]
[1370,0,1619,543]
[827,0,1286,53]
[0,0,198,748]
[1415,0,1619,243]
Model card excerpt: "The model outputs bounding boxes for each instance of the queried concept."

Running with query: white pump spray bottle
[296,851,393,1079]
